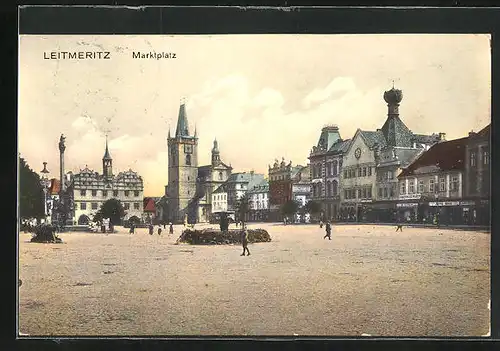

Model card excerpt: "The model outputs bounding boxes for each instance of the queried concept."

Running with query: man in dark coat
[323,221,332,240]
[240,226,250,256]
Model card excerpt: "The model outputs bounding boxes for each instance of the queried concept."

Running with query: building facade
[397,137,467,225]
[463,124,490,225]
[309,125,350,221]
[196,139,233,222]
[67,139,144,224]
[268,158,298,222]
[225,172,265,211]
[340,87,443,222]
[247,178,270,222]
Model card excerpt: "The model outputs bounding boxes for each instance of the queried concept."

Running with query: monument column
[58,134,66,194]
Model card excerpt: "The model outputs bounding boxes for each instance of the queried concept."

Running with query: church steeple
[175,100,190,137]
[102,135,113,178]
[211,138,220,166]
[381,86,412,147]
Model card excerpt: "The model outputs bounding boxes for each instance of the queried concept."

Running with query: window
[343,170,347,178]
[383,188,388,198]
[91,202,98,210]
[400,183,406,195]
[102,190,108,197]
[409,181,415,194]
[134,203,140,210]
[332,161,338,176]
[134,191,139,197]
[219,172,223,180]
[327,182,332,196]
[358,168,362,177]
[81,202,87,210]
[362,188,367,199]
[80,190,86,196]
[483,150,489,165]
[367,188,372,199]
[326,162,331,176]
[418,180,424,193]
[344,190,348,199]
[124,203,130,210]
[429,179,435,192]
[378,187,383,197]
[91,190,97,197]
[124,190,130,197]
[451,176,459,191]
[389,186,394,197]
[439,177,446,192]
[387,171,393,180]
[357,189,362,198]
[363,167,367,177]
[332,180,338,196]
[368,167,372,176]
[470,152,476,167]
[186,154,191,166]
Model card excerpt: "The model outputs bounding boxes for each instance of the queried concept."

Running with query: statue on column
[59,134,66,153]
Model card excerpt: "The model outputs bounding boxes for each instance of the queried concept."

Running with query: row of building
[44,86,489,227]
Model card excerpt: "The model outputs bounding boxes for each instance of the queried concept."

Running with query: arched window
[327,181,332,197]
[218,171,223,180]
[332,180,338,196]
[186,154,191,166]
[332,160,338,176]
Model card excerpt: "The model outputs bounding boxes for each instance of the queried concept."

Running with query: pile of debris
[178,228,271,245]
[30,224,63,243]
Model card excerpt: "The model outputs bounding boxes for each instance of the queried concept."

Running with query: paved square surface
[18,223,490,336]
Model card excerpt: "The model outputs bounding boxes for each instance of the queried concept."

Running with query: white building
[212,183,228,213]
[66,139,144,224]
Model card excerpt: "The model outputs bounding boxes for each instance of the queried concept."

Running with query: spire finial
[392,80,395,89]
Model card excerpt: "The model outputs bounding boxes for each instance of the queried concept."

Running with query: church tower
[167,101,199,223]
[102,136,113,179]
[211,138,221,166]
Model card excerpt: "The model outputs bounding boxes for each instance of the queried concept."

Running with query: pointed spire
[175,99,190,137]
[103,134,112,160]
[212,138,219,153]
[168,125,171,138]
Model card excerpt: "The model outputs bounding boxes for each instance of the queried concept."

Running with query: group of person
[128,222,175,235]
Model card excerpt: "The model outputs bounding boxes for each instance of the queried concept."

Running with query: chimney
[468,130,476,137]
[439,132,446,141]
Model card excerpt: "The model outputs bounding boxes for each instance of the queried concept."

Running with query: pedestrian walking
[163,222,166,229]
[129,223,135,234]
[148,224,154,235]
[319,220,323,229]
[396,223,403,232]
[169,222,174,234]
[323,221,332,240]
[158,226,162,235]
[240,226,250,256]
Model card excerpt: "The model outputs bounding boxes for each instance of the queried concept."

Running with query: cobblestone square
[18,223,490,337]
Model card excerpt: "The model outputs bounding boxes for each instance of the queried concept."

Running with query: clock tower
[167,101,199,223]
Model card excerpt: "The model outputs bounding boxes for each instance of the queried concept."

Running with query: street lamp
[40,162,51,223]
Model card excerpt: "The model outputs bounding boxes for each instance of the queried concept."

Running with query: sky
[19,34,491,196]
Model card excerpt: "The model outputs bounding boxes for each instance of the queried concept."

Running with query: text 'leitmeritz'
[43,51,111,60]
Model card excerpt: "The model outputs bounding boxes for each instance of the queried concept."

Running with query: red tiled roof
[398,137,468,178]
[49,178,60,195]
[143,197,155,212]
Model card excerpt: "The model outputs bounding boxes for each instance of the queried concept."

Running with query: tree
[19,156,45,219]
[235,193,252,226]
[96,198,126,225]
[281,200,300,219]
[304,200,322,220]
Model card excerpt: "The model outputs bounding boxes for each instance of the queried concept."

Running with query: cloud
[302,77,356,108]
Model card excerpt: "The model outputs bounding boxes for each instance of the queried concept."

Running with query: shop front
[366,201,397,223]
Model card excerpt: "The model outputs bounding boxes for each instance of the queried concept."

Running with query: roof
[377,147,424,168]
[143,197,156,212]
[316,126,341,151]
[248,179,269,193]
[49,178,60,195]
[412,134,441,145]
[103,138,112,160]
[328,139,351,153]
[213,184,228,194]
[247,173,266,190]
[175,103,190,137]
[398,137,468,178]
[380,116,414,147]
[360,130,387,148]
[469,124,491,140]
